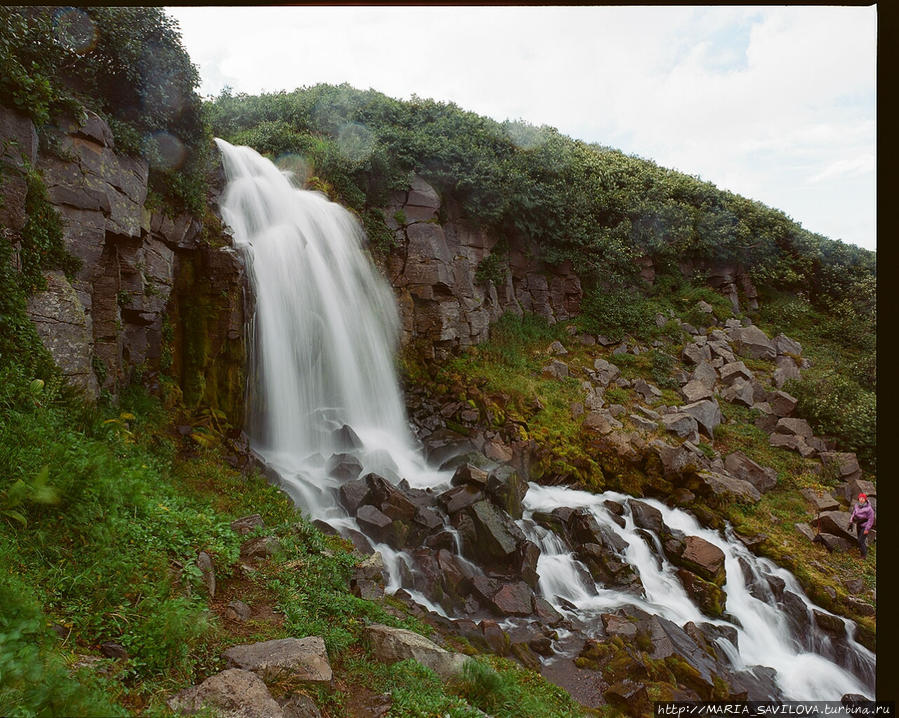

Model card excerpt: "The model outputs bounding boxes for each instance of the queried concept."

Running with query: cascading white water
[519,484,875,700]
[217,139,447,516]
[216,139,874,701]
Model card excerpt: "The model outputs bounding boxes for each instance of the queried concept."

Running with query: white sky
[166,5,877,252]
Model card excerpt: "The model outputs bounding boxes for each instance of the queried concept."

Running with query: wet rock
[338,477,371,514]
[223,637,332,686]
[479,619,511,655]
[813,609,846,636]
[780,591,812,636]
[452,463,489,488]
[628,499,665,534]
[333,424,363,450]
[453,500,525,571]
[168,668,284,718]
[231,514,265,535]
[355,505,394,544]
[486,465,528,519]
[326,453,363,481]
[438,484,484,514]
[677,569,726,617]
[534,597,565,626]
[510,641,542,670]
[365,624,470,680]
[677,536,726,585]
[488,581,535,617]
[601,613,638,639]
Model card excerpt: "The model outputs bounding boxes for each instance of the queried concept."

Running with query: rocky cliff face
[379,177,758,358]
[381,177,583,359]
[1,105,246,426]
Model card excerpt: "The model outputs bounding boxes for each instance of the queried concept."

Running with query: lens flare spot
[148,131,186,171]
[337,123,374,164]
[275,153,311,187]
[53,7,97,55]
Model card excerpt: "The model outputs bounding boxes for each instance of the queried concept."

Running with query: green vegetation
[205,83,874,315]
[1,6,209,214]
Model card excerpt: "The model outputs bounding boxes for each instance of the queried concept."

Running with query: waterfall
[215,140,874,701]
[216,139,446,517]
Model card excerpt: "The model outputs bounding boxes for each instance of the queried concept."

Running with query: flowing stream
[216,139,875,701]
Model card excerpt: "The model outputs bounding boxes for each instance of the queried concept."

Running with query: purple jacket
[850,502,875,532]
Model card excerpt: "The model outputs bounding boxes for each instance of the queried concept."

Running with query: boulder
[438,484,484,514]
[680,399,722,439]
[721,379,755,408]
[817,511,857,542]
[593,358,621,385]
[682,342,712,365]
[455,500,525,570]
[719,361,754,386]
[773,356,801,388]
[628,499,665,534]
[633,378,662,402]
[222,637,332,685]
[168,669,284,718]
[820,452,862,481]
[486,465,528,519]
[240,536,281,559]
[548,340,568,355]
[196,551,215,598]
[769,391,798,417]
[452,463,489,488]
[541,360,569,379]
[681,379,713,403]
[795,523,817,543]
[815,533,853,553]
[584,411,620,434]
[774,417,814,439]
[769,433,816,458]
[364,624,470,680]
[799,488,839,513]
[355,504,394,544]
[604,680,651,718]
[773,333,802,356]
[732,325,776,360]
[231,514,265,535]
[339,477,371,514]
[662,413,700,443]
[630,414,659,432]
[225,600,251,622]
[724,452,778,493]
[696,471,762,504]
[325,453,363,481]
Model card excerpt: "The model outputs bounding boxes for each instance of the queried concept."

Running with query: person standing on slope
[849,493,875,559]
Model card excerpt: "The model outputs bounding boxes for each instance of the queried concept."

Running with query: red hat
[858,493,867,501]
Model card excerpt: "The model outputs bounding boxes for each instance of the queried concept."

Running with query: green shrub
[785,374,875,469]
[577,286,660,342]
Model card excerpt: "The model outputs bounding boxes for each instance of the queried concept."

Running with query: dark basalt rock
[326,453,363,481]
[485,465,528,519]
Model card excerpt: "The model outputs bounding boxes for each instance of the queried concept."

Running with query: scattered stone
[223,637,332,686]
[225,600,251,622]
[231,514,264,535]
[820,452,862,481]
[584,411,618,435]
[719,361,754,386]
[541,360,569,379]
[548,340,568,355]
[100,642,128,660]
[732,325,776,360]
[680,399,722,439]
[168,668,284,718]
[722,379,755,408]
[843,578,864,595]
[278,694,323,718]
[681,379,713,403]
[696,471,762,504]
[593,358,620,385]
[633,378,662,401]
[816,511,857,542]
[240,536,281,560]
[773,333,802,356]
[364,624,470,680]
[630,414,659,432]
[769,433,816,458]
[682,342,712,365]
[814,533,853,553]
[775,417,814,439]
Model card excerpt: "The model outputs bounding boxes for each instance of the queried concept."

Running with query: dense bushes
[205,83,875,318]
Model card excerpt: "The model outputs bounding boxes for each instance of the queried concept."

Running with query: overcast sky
[166,5,877,252]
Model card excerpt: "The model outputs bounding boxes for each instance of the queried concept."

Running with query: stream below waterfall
[215,139,875,702]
